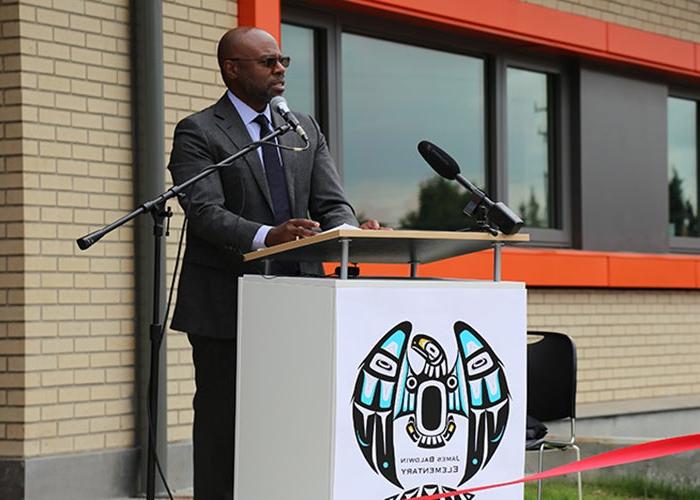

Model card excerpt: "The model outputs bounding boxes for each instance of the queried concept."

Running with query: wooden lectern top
[243,229,529,265]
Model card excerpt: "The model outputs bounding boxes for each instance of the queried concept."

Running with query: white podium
[234,231,527,500]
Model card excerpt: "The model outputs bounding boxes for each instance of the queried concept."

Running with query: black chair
[526,331,582,500]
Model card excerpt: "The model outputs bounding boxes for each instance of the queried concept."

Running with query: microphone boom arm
[76,122,294,250]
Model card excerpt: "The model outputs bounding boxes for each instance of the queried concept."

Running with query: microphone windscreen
[270,95,289,114]
[417,141,460,180]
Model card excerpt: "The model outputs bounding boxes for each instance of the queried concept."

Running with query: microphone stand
[76,123,294,500]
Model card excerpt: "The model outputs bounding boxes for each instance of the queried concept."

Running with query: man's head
[217,27,287,112]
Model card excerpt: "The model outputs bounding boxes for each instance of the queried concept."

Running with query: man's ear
[223,59,238,82]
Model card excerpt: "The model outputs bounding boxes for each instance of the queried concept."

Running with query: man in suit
[168,27,380,499]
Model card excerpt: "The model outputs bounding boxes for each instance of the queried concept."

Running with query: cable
[145,214,188,500]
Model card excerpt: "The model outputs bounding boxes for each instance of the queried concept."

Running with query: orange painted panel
[607,24,696,71]
[421,251,494,280]
[323,248,700,289]
[608,254,699,289]
[501,249,609,287]
[238,0,281,41]
[311,0,700,78]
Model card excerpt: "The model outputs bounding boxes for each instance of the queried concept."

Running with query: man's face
[226,31,286,111]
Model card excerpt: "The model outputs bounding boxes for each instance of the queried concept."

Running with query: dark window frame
[667,88,700,252]
[283,3,572,247]
[498,56,572,246]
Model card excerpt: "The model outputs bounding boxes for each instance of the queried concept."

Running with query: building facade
[1,0,699,497]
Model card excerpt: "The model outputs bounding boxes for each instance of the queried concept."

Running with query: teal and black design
[352,321,510,492]
[352,321,411,488]
[453,321,510,486]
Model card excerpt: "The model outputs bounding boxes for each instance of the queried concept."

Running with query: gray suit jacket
[168,94,357,338]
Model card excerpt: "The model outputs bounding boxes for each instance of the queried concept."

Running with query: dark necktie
[254,114,292,225]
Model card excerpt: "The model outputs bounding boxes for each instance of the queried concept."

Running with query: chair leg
[573,443,582,500]
[537,443,545,500]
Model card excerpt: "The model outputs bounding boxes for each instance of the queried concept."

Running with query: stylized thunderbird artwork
[351,321,510,494]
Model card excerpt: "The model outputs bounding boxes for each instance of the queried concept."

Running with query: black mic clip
[462,201,498,236]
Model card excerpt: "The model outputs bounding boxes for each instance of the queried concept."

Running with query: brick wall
[0,0,22,458]
[529,289,700,404]
[162,0,237,443]
[0,0,135,458]
[0,0,239,462]
[523,0,700,43]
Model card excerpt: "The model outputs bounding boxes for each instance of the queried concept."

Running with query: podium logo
[352,321,509,499]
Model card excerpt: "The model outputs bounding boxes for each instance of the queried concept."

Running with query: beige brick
[105,367,133,383]
[102,83,129,101]
[58,386,91,404]
[90,385,120,400]
[74,401,105,417]
[23,288,57,304]
[21,23,53,42]
[102,52,128,70]
[71,80,103,97]
[86,98,117,115]
[69,13,101,33]
[23,388,58,405]
[74,368,105,385]
[57,257,91,272]
[74,337,105,353]
[41,337,73,354]
[58,418,89,436]
[41,370,74,387]
[89,351,120,368]
[74,305,105,320]
[58,353,89,369]
[89,416,120,433]
[72,144,103,161]
[85,1,116,19]
[41,436,73,454]
[91,321,122,337]
[87,66,117,83]
[105,430,133,448]
[52,26,86,46]
[105,399,131,415]
[100,19,128,38]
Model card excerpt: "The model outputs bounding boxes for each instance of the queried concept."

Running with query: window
[340,33,485,228]
[281,14,570,243]
[280,23,318,120]
[506,67,556,229]
[668,96,699,238]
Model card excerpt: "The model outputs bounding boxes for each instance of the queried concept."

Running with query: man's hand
[360,219,392,230]
[265,218,321,246]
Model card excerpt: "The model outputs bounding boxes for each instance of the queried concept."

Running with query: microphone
[270,96,309,143]
[417,140,523,235]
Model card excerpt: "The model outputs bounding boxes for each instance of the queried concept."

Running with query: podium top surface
[243,229,529,265]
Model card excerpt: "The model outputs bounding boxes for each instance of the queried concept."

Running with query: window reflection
[506,68,553,228]
[668,97,699,237]
[281,23,317,120]
[341,33,485,228]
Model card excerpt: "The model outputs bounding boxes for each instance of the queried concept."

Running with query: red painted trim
[238,0,281,42]
[309,0,700,78]
[325,249,700,289]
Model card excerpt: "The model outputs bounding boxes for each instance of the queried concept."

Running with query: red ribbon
[411,433,700,500]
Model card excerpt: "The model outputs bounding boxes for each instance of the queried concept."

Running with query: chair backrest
[527,331,577,422]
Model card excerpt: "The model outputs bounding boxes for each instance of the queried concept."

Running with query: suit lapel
[213,95,273,213]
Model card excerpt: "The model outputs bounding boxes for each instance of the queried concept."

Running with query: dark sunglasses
[228,55,291,68]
